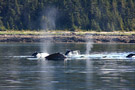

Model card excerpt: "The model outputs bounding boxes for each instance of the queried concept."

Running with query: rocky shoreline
[0,34,135,43]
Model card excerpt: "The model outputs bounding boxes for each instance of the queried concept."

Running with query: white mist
[85,34,93,54]
[40,6,58,53]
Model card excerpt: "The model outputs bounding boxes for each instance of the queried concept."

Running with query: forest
[0,0,135,31]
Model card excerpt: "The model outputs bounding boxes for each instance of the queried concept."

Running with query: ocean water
[0,43,135,90]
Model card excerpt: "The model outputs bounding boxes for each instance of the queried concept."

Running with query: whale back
[46,53,66,60]
[126,53,135,58]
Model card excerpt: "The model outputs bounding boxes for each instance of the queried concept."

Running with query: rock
[129,40,135,43]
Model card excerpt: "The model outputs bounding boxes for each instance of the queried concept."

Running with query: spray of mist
[41,7,57,30]
[40,6,58,53]
[85,34,93,54]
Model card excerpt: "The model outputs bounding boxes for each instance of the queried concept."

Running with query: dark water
[0,43,135,90]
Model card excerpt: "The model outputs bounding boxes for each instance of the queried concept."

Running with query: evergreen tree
[0,0,135,31]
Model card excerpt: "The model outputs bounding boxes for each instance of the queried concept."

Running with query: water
[0,43,135,90]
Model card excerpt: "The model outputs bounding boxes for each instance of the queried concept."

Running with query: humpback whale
[126,53,135,58]
[45,53,66,60]
[32,52,49,58]
[31,52,66,60]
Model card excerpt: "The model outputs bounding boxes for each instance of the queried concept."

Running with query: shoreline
[0,33,135,43]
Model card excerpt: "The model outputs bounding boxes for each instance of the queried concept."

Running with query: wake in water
[65,52,135,60]
[27,51,135,60]
[2,51,135,60]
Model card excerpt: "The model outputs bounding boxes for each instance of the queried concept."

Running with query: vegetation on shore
[1,30,135,43]
[0,0,135,31]
[1,30,135,36]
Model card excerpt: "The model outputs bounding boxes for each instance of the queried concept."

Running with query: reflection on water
[39,60,55,90]
[86,59,93,89]
[0,43,135,90]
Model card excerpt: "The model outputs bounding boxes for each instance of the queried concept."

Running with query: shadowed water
[0,43,135,90]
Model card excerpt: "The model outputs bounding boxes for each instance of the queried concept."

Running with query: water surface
[0,43,135,90]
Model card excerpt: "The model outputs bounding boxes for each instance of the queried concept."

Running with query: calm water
[0,43,135,90]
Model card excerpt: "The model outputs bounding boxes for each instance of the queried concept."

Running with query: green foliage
[0,0,135,31]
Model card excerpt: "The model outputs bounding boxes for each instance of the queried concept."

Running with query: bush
[0,26,6,31]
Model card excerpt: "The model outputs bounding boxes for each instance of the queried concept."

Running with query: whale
[32,52,49,58]
[30,52,66,60]
[126,53,135,58]
[45,53,66,60]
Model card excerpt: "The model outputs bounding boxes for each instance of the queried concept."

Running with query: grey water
[0,43,135,90]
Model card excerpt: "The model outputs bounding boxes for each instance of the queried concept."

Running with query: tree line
[0,0,135,31]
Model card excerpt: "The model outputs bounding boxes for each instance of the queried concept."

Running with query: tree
[0,0,135,31]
